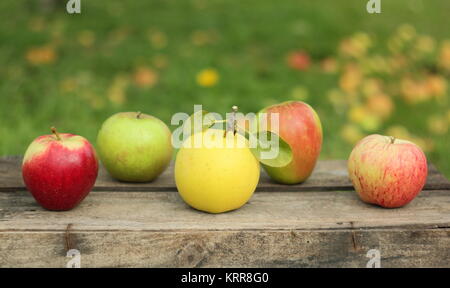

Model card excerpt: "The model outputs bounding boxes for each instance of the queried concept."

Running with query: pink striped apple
[348,134,428,208]
[22,127,98,211]
[259,101,323,184]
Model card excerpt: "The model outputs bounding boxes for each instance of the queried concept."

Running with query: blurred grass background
[0,0,449,177]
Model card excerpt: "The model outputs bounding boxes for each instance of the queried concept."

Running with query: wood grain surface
[1,156,449,192]
[1,190,450,267]
[1,156,449,267]
[2,229,450,268]
[2,190,450,231]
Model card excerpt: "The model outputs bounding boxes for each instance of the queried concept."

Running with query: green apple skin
[97,112,173,182]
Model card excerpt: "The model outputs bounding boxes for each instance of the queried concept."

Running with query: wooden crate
[1,156,449,267]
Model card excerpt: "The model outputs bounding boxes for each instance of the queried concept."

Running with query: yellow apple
[175,129,260,213]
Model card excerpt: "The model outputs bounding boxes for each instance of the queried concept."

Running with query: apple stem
[389,136,396,144]
[51,127,61,141]
[225,105,238,137]
[136,111,142,119]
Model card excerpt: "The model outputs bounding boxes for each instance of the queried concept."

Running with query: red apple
[348,134,428,208]
[22,127,98,211]
[287,51,311,71]
[259,101,323,184]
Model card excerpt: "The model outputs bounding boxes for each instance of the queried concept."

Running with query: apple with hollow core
[348,134,428,208]
[22,127,98,211]
[259,101,322,184]
[97,112,172,182]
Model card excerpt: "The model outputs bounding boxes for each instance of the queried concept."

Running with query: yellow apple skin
[175,129,260,214]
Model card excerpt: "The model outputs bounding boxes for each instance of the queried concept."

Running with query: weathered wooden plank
[1,156,449,192]
[2,155,449,268]
[2,190,450,232]
[1,229,449,268]
[1,190,450,267]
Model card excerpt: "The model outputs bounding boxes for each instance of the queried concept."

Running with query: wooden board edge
[1,228,450,267]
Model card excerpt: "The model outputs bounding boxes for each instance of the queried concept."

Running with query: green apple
[97,112,172,182]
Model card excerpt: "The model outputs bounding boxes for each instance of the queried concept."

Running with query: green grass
[0,0,449,178]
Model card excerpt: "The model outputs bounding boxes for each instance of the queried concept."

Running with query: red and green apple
[22,127,98,211]
[348,134,428,208]
[259,101,323,184]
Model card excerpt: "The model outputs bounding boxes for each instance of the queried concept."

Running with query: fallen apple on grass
[97,112,173,182]
[22,127,98,211]
[348,134,428,208]
[259,101,322,184]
